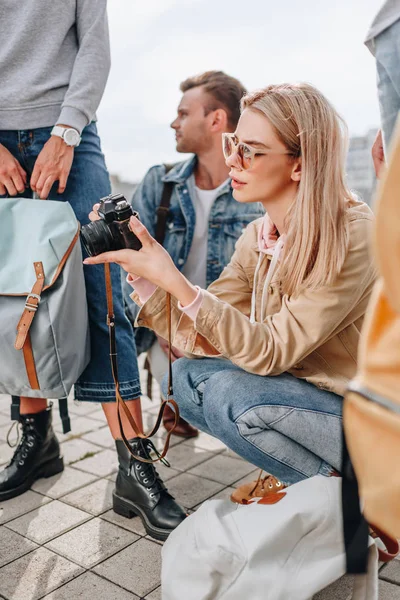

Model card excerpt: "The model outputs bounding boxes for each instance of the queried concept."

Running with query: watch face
[64,129,80,146]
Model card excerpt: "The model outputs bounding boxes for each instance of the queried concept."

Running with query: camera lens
[80,220,115,257]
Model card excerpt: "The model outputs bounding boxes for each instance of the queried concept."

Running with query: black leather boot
[0,406,64,501]
[113,438,187,541]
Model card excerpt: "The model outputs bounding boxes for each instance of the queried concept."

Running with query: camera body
[81,193,142,257]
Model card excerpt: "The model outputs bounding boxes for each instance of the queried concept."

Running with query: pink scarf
[258,213,283,255]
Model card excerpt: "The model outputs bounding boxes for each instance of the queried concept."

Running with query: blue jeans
[163,358,343,485]
[0,124,141,402]
[375,18,400,153]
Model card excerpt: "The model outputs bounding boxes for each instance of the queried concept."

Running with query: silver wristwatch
[51,125,81,147]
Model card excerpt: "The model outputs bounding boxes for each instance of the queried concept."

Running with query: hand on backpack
[30,135,74,199]
[0,144,27,196]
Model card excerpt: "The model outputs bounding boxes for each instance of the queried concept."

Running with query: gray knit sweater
[0,0,111,133]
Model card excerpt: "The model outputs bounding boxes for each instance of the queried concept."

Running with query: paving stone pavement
[0,368,399,599]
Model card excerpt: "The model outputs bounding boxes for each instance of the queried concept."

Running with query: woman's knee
[202,370,241,433]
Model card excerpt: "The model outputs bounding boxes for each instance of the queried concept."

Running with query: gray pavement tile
[42,572,139,600]
[194,486,236,507]
[81,425,115,448]
[166,472,225,509]
[161,443,214,472]
[181,431,228,452]
[154,463,180,483]
[60,437,103,465]
[0,547,83,600]
[31,467,98,499]
[46,517,138,568]
[0,526,38,568]
[379,580,400,599]
[93,538,162,597]
[313,575,354,599]
[61,478,114,515]
[189,454,256,485]
[0,442,15,466]
[100,509,147,537]
[67,402,105,417]
[145,586,162,599]
[381,561,400,585]
[71,448,117,477]
[54,416,103,438]
[6,499,91,544]
[0,424,11,445]
[0,490,51,525]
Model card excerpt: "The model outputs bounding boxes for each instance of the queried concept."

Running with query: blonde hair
[242,83,352,297]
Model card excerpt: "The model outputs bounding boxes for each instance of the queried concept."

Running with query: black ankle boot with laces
[0,406,64,501]
[113,438,187,541]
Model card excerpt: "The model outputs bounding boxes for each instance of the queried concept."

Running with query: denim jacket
[123,156,264,349]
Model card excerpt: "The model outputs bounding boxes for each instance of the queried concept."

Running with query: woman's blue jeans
[163,358,343,485]
[0,123,141,402]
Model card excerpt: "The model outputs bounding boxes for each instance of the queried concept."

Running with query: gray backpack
[0,197,90,428]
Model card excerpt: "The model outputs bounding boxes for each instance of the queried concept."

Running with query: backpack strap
[14,262,45,389]
[58,397,71,434]
[10,396,21,421]
[341,426,369,573]
[154,163,176,245]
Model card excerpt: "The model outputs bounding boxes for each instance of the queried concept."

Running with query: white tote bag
[162,476,378,600]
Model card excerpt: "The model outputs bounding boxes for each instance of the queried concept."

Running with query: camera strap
[104,263,180,464]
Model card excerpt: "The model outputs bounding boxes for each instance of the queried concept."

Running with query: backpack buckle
[25,293,41,312]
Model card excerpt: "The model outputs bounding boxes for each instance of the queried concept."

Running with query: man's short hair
[180,70,247,130]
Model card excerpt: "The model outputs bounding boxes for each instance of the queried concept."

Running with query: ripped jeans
[163,358,343,485]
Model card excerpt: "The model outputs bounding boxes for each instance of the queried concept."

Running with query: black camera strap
[104,263,180,464]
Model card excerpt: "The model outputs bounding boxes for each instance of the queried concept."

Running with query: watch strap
[50,125,81,146]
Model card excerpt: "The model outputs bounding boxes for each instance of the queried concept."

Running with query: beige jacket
[133,197,375,397]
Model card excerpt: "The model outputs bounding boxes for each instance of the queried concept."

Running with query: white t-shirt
[182,175,230,289]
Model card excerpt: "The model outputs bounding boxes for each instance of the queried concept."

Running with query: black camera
[80,194,142,257]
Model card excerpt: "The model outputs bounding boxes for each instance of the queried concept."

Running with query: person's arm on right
[372,129,385,178]
[0,145,27,196]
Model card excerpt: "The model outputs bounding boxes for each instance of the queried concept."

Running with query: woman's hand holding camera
[84,208,198,307]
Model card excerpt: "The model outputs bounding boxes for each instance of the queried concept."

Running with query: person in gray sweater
[0,0,186,541]
[365,0,400,176]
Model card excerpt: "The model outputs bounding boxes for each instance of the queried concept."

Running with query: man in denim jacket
[124,71,264,437]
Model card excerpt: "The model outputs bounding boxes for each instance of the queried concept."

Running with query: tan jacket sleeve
[134,215,376,373]
[132,232,252,358]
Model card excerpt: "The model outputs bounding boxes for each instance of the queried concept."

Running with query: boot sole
[112,492,175,541]
[0,456,64,502]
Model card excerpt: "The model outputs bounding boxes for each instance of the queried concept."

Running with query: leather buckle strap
[15,262,45,351]
[25,293,41,312]
[104,263,179,464]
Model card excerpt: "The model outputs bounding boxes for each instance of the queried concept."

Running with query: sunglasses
[222,133,292,170]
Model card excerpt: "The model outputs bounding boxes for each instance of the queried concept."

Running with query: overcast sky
[97,0,383,182]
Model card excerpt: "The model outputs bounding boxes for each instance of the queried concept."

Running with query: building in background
[346,128,378,207]
[110,128,378,209]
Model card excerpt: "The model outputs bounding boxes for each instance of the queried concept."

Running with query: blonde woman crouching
[85,83,375,492]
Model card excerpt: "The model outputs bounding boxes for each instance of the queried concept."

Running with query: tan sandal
[369,524,400,562]
[231,470,286,505]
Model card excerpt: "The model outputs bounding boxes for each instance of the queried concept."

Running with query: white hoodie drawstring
[250,252,264,324]
[250,237,284,325]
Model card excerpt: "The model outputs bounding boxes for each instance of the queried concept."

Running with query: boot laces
[6,417,38,467]
[131,439,169,499]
